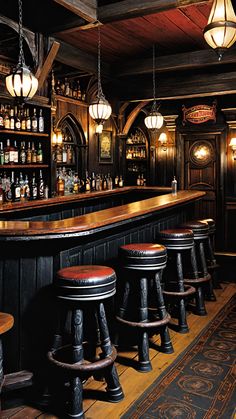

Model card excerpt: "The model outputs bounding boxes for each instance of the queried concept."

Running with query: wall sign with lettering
[182,101,216,125]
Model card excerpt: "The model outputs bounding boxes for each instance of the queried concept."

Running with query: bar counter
[0,188,205,376]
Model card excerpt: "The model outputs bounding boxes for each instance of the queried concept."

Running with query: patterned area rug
[122,294,236,419]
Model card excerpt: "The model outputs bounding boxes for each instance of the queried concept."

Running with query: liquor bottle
[11,174,21,202]
[118,175,124,188]
[37,142,43,164]
[62,144,67,163]
[24,174,30,199]
[90,172,96,191]
[107,173,113,190]
[37,170,44,199]
[64,78,70,96]
[10,108,15,130]
[85,171,91,192]
[137,174,141,186]
[0,105,4,129]
[13,141,18,163]
[31,108,38,132]
[19,172,25,199]
[67,144,72,164]
[21,109,26,131]
[56,173,65,196]
[171,176,177,195]
[114,175,119,188]
[15,107,21,131]
[3,106,10,130]
[31,142,37,163]
[26,142,32,164]
[77,80,82,100]
[19,141,26,164]
[102,175,108,190]
[38,109,44,133]
[4,139,15,164]
[56,145,62,164]
[26,108,31,131]
[140,173,144,186]
[29,173,38,200]
[0,142,4,165]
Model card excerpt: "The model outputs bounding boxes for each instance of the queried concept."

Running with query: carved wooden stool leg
[97,302,124,402]
[138,277,152,372]
[154,271,173,353]
[199,241,216,302]
[68,309,84,418]
[176,252,189,333]
[190,246,207,316]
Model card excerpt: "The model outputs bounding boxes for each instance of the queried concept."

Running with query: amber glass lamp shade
[229,137,236,159]
[6,64,38,101]
[204,0,236,60]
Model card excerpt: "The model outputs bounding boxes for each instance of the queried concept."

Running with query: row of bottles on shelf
[56,168,124,196]
[55,78,86,101]
[0,104,45,133]
[0,140,44,165]
[126,130,146,144]
[126,146,146,159]
[0,170,48,203]
[127,162,146,172]
[54,143,75,165]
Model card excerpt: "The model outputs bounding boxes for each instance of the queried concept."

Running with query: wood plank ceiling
[1,0,236,102]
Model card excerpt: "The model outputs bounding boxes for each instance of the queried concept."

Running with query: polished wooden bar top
[0,190,205,239]
[0,186,171,215]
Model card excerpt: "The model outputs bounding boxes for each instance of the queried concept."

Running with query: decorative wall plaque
[182,101,216,125]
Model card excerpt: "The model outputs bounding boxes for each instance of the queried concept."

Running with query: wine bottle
[31,142,37,163]
[37,170,44,199]
[38,109,44,133]
[0,142,4,165]
[19,141,26,164]
[31,108,38,132]
[26,108,31,131]
[0,105,4,129]
[3,106,10,130]
[37,143,43,164]
[26,142,32,164]
[30,173,38,200]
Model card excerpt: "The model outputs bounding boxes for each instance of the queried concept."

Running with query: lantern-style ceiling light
[144,45,164,131]
[89,26,111,132]
[203,0,236,60]
[5,0,38,102]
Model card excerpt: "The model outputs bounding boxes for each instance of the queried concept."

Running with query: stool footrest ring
[184,273,211,285]
[116,312,171,329]
[163,285,196,298]
[47,345,117,374]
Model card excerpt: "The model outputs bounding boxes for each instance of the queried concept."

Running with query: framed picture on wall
[98,130,113,163]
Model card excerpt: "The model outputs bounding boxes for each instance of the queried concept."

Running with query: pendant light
[144,45,163,131]
[89,26,112,132]
[203,0,236,61]
[5,0,38,102]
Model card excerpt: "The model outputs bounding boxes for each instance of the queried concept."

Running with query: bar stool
[0,312,14,408]
[156,230,198,332]
[47,265,124,418]
[198,218,221,289]
[116,243,173,373]
[180,220,216,302]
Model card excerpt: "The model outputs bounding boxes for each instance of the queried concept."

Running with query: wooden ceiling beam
[52,38,110,77]
[98,0,208,23]
[118,71,236,102]
[53,0,97,23]
[115,48,236,77]
[35,41,60,89]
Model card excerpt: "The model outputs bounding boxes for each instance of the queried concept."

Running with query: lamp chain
[153,44,156,102]
[18,0,25,65]
[97,25,104,99]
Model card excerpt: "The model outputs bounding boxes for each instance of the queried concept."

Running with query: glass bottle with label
[15,107,21,131]
[4,139,15,164]
[62,144,67,163]
[26,108,31,132]
[31,142,37,163]
[3,106,10,130]
[24,174,30,199]
[171,176,177,195]
[37,143,43,164]
[0,142,4,165]
[56,173,65,196]
[21,109,26,131]
[10,108,15,130]
[30,172,38,200]
[19,141,26,164]
[11,172,21,202]
[31,108,38,132]
[0,105,4,129]
[26,142,32,164]
[13,140,18,163]
[119,175,124,187]
[37,170,44,199]
[38,109,44,133]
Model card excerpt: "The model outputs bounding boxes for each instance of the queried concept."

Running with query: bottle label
[26,120,31,130]
[15,186,21,199]
[32,121,37,130]
[15,121,21,130]
[4,119,10,129]
[9,151,15,163]
[37,153,43,164]
[4,151,10,164]
[0,117,4,128]
[38,118,44,132]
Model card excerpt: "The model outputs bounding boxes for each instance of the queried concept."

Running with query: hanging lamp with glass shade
[5,0,38,102]
[144,45,163,131]
[203,0,236,60]
[89,26,112,132]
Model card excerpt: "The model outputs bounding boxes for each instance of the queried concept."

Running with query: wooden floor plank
[1,282,235,419]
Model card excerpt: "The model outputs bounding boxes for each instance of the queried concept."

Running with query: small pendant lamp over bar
[89,25,112,132]
[203,0,236,61]
[5,0,38,102]
[144,45,163,131]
